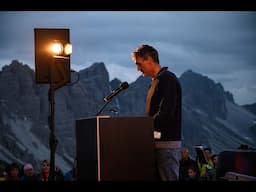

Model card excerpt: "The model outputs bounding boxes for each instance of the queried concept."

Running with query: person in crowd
[5,162,21,181]
[21,163,38,181]
[198,147,214,180]
[208,154,218,180]
[64,158,77,181]
[179,147,199,180]
[186,165,200,181]
[0,164,7,181]
[37,160,50,181]
[54,165,64,181]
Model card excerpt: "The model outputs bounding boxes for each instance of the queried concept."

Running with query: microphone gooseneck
[96,82,129,116]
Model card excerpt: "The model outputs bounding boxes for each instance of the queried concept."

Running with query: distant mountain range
[0,60,255,173]
[243,103,256,116]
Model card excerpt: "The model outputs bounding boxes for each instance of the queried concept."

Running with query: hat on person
[23,163,33,171]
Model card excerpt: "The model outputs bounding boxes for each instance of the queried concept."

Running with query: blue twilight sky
[0,11,255,105]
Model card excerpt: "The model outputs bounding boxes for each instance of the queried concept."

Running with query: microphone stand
[96,99,112,116]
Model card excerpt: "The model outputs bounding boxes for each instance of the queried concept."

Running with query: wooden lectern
[75,116,156,181]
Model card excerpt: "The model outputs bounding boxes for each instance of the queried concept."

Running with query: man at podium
[131,44,182,181]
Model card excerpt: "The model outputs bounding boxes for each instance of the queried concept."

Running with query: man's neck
[152,64,162,79]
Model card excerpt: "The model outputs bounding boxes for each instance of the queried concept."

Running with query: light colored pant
[155,148,180,181]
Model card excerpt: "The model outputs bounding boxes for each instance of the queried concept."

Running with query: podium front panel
[76,116,156,181]
[76,117,97,180]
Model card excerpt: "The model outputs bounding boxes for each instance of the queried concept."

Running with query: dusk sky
[0,11,255,105]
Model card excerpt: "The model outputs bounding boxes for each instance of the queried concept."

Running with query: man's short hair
[132,44,159,63]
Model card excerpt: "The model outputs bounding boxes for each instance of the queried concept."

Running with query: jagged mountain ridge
[0,60,113,172]
[179,70,256,156]
[0,60,255,172]
[243,103,256,116]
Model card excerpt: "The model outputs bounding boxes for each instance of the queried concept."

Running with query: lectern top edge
[76,115,153,121]
[76,116,111,121]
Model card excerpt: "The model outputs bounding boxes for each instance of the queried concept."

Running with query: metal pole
[48,60,58,181]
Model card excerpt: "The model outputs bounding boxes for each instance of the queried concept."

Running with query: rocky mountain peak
[79,62,109,82]
[180,69,227,119]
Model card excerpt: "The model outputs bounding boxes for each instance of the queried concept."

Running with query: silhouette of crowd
[0,144,255,181]
[0,159,77,181]
[0,146,219,181]
[179,146,219,181]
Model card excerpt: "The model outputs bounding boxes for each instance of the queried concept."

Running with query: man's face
[204,149,212,160]
[41,161,50,173]
[133,56,152,77]
[24,168,34,176]
[181,149,189,159]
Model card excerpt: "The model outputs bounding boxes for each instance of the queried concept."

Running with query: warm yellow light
[50,42,63,55]
[64,43,72,55]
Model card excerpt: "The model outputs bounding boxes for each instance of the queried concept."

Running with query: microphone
[104,81,129,102]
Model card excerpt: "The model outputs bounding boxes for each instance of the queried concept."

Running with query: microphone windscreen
[120,81,129,90]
